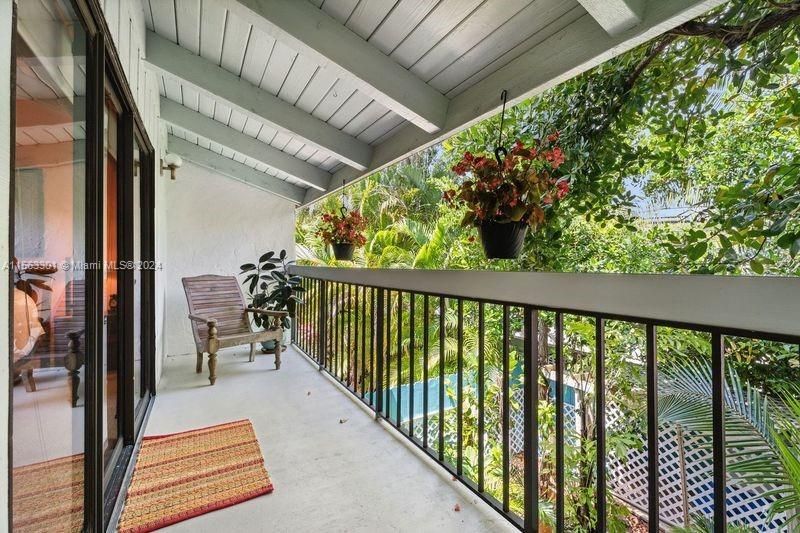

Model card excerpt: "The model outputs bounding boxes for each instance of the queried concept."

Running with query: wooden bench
[182,275,287,385]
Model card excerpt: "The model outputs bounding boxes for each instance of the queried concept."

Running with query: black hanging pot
[478,220,527,259]
[332,242,355,261]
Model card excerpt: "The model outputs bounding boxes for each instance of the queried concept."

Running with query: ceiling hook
[494,89,509,165]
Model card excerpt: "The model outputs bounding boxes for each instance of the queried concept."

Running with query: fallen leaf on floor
[339,418,348,424]
[453,504,461,512]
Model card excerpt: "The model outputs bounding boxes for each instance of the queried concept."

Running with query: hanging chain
[494,89,509,165]
[340,178,348,217]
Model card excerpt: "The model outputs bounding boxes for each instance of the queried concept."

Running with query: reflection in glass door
[103,93,121,468]
[11,1,87,530]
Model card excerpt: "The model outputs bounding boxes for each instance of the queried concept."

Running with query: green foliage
[239,249,303,330]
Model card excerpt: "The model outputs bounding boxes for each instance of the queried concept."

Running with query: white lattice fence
[504,389,789,531]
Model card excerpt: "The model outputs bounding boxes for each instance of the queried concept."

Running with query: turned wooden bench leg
[249,343,256,362]
[66,331,84,407]
[274,342,281,370]
[196,352,203,373]
[208,351,218,385]
[22,368,36,392]
[207,321,219,385]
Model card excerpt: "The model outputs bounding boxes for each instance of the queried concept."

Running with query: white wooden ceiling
[142,0,725,204]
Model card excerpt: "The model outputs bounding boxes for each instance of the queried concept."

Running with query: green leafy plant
[239,249,304,330]
[659,357,800,524]
[443,135,570,230]
[13,257,54,302]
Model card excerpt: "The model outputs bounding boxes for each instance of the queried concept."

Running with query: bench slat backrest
[182,275,251,349]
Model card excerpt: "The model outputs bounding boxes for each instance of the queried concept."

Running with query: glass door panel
[12,0,87,530]
[103,93,121,467]
[133,141,144,412]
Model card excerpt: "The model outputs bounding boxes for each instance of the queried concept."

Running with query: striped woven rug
[118,419,273,532]
[12,454,84,533]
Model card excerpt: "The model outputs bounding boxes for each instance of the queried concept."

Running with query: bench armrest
[246,307,288,318]
[188,314,217,326]
[66,328,86,341]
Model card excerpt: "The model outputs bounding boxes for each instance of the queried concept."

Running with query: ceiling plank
[577,0,646,35]
[145,31,372,170]
[160,98,329,190]
[304,0,726,205]
[228,0,449,134]
[168,135,306,203]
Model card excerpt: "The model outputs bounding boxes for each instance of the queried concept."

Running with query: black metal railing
[290,266,800,533]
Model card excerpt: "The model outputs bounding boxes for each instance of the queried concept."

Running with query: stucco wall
[162,161,296,357]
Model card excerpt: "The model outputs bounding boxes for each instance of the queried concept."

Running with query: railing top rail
[288,266,800,341]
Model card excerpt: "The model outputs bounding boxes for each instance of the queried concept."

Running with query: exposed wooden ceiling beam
[160,98,329,191]
[145,31,372,171]
[168,136,306,204]
[228,0,449,134]
[577,0,646,35]
[16,140,86,168]
[304,0,726,205]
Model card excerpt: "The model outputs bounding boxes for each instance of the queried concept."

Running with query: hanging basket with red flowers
[317,208,368,261]
[443,132,570,259]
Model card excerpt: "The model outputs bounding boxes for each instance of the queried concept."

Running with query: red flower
[556,179,570,199]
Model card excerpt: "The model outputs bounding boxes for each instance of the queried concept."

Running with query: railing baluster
[361,285,366,398]
[712,331,726,533]
[478,302,485,493]
[369,287,374,403]
[646,324,659,533]
[523,306,539,533]
[438,296,446,461]
[335,283,340,377]
[502,304,510,512]
[302,277,307,350]
[340,284,346,382]
[409,293,416,438]
[423,294,430,450]
[555,312,565,532]
[375,288,384,416]
[354,284,359,393]
[456,299,464,476]
[319,279,323,362]
[347,284,352,387]
[297,278,303,350]
[397,291,403,429]
[596,317,607,532]
[385,290,392,419]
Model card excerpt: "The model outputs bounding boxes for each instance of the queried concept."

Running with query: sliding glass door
[10,1,156,530]
[12,1,88,530]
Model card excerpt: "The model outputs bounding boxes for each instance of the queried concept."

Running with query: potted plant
[317,208,367,261]
[443,133,570,259]
[239,249,303,351]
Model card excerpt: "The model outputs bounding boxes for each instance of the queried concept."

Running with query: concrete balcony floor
[144,345,516,532]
